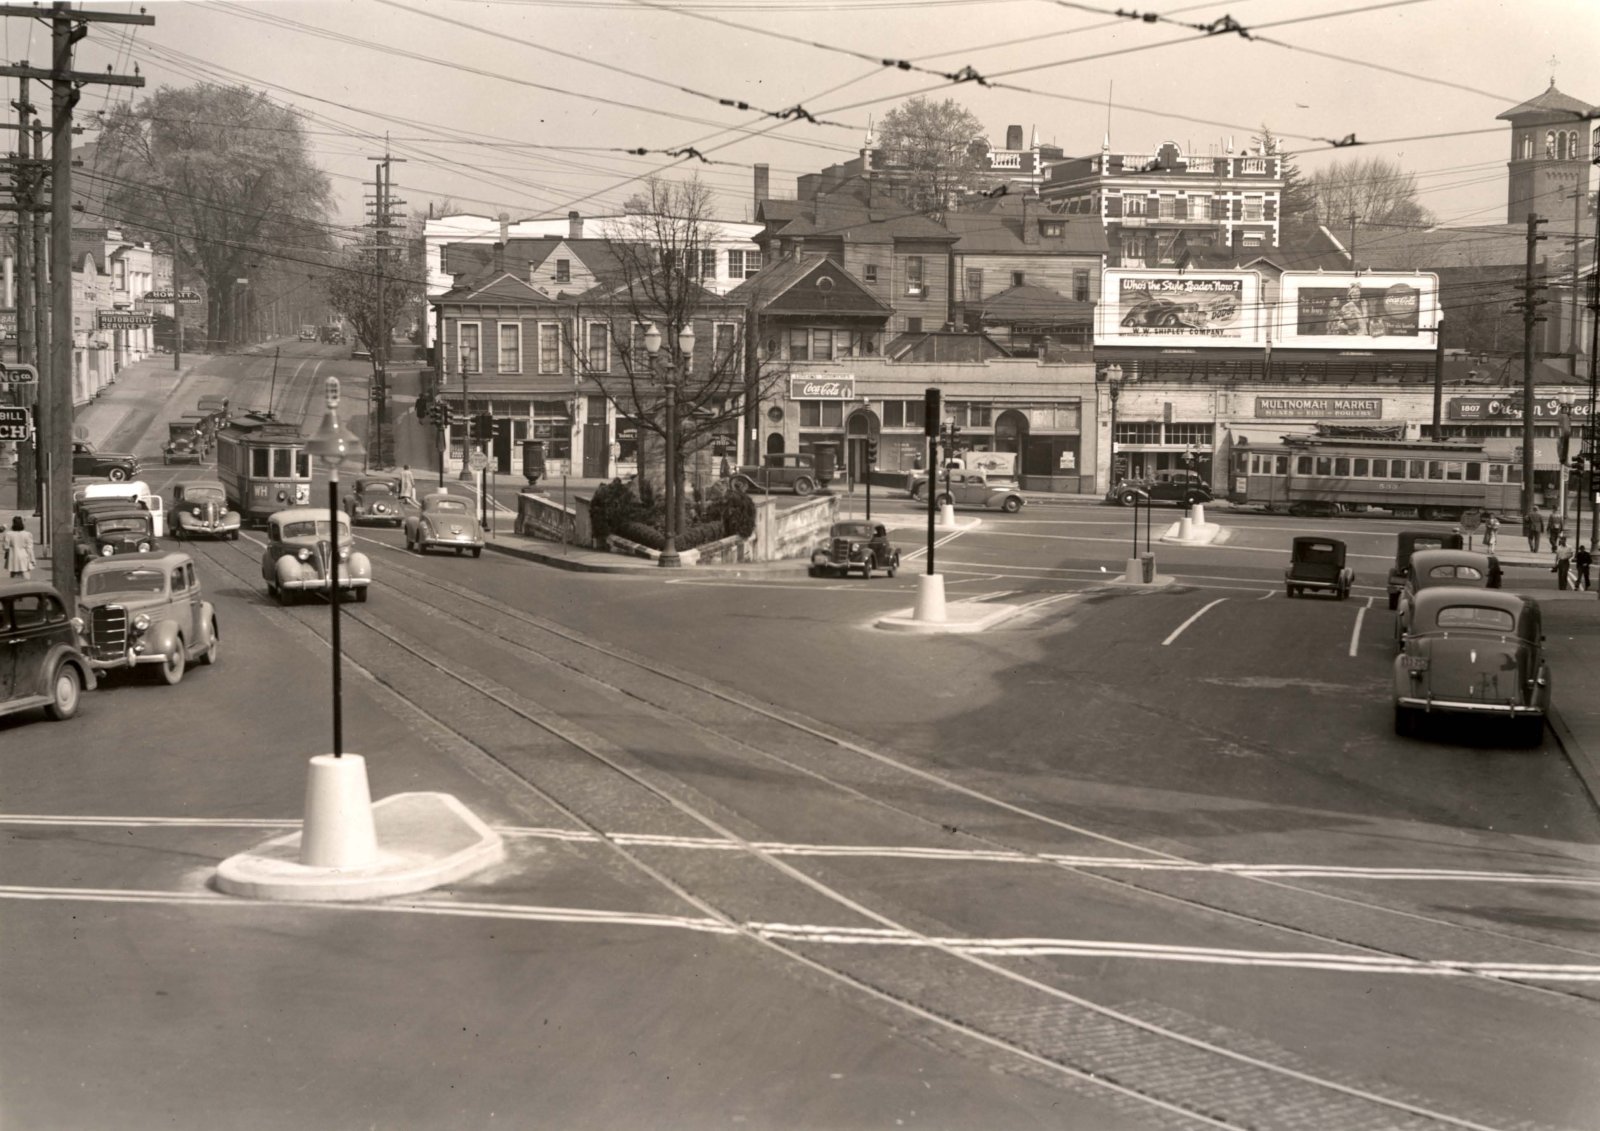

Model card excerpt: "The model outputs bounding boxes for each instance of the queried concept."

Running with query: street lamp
[305,376,365,759]
[644,321,694,568]
[1558,391,1574,526]
[1102,363,1124,490]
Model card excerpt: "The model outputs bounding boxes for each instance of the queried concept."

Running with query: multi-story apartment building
[1041,139,1284,268]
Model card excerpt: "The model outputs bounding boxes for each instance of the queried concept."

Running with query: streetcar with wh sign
[214,414,313,525]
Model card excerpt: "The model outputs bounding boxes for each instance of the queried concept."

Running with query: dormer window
[1041,221,1063,237]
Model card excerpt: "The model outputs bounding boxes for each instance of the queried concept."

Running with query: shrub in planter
[704,489,756,539]
[615,520,665,550]
[589,479,643,543]
[675,521,726,551]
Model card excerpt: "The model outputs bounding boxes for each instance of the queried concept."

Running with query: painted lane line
[1349,605,1367,657]
[1258,589,1275,600]
[4,884,1598,982]
[1162,598,1227,646]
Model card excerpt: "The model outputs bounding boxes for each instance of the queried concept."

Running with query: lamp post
[644,321,694,568]
[1103,364,1123,491]
[1558,392,1574,526]
[306,376,364,758]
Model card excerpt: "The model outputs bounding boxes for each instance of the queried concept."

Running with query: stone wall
[750,494,836,562]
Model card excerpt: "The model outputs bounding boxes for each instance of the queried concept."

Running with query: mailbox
[813,442,838,485]
[522,439,546,486]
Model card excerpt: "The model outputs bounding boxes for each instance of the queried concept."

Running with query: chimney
[493,242,505,275]
[754,164,770,208]
[498,212,510,243]
[1006,125,1023,150]
[568,210,583,240]
[1022,192,1040,244]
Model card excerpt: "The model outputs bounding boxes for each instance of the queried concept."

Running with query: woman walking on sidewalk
[3,515,36,580]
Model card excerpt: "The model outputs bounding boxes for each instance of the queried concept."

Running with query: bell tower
[1497,81,1595,235]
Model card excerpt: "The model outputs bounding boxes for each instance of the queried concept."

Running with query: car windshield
[281,519,348,540]
[94,518,149,536]
[362,483,394,495]
[1436,605,1515,632]
[1298,544,1340,564]
[833,523,874,538]
[430,499,469,514]
[185,487,225,503]
[84,567,166,595]
[1427,564,1483,581]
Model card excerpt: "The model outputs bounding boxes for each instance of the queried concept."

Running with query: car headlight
[296,547,313,562]
[70,616,84,634]
[338,546,350,561]
[132,613,151,633]
[850,542,861,552]
[137,541,151,552]
[100,544,115,556]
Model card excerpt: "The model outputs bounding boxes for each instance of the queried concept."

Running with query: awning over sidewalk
[1482,437,1563,471]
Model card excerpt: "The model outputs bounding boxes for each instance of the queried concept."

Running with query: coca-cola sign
[789,374,856,399]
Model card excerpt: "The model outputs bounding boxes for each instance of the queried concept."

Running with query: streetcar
[1228,435,1523,520]
[214,413,313,525]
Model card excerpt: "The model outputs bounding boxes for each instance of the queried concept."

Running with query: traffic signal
[1572,453,1587,477]
[865,437,878,466]
[441,403,454,429]
[923,388,940,437]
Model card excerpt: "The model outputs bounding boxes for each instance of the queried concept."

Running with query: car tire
[861,562,871,579]
[44,663,82,721]
[1117,491,1139,507]
[160,640,186,686]
[201,619,219,665]
[472,547,482,558]
[1393,705,1418,737]
[107,467,128,482]
[354,587,369,604]
[1387,592,1399,610]
[793,477,815,497]
[1285,585,1296,598]
[1001,496,1022,513]
[887,552,899,578]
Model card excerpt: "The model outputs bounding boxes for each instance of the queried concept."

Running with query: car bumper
[282,575,372,591]
[1394,695,1544,717]
[354,514,404,526]
[420,535,483,550]
[179,521,240,538]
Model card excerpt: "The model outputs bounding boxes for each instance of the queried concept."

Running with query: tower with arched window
[1497,81,1595,234]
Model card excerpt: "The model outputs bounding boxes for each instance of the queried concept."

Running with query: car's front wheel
[201,619,219,665]
[45,663,82,720]
[472,547,482,559]
[1117,491,1140,507]
[107,467,128,482]
[1001,496,1022,513]
[793,477,815,497]
[1387,591,1399,610]
[1393,705,1418,737]
[887,551,899,578]
[160,640,186,686]
[935,493,953,507]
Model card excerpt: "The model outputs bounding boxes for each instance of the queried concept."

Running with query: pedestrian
[1554,536,1573,590]
[3,515,35,580]
[1576,543,1593,591]
[1548,510,1565,553]
[397,464,417,507]
[1524,508,1544,552]
[1483,512,1499,553]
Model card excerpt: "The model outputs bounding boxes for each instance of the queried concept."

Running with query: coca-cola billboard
[788,374,856,399]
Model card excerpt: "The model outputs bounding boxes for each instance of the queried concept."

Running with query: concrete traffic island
[877,574,1028,633]
[215,754,504,901]
[1159,503,1223,547]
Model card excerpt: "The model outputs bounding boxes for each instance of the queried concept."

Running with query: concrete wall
[750,493,836,562]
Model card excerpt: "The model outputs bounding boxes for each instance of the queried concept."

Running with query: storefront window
[799,400,845,428]
[533,399,573,459]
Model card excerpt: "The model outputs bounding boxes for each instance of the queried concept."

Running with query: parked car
[403,492,484,557]
[0,580,95,722]
[72,439,140,482]
[75,479,165,537]
[810,521,899,579]
[1387,530,1464,609]
[1392,548,1502,647]
[345,476,404,526]
[262,507,372,603]
[163,420,206,465]
[170,480,242,540]
[730,453,823,497]
[1106,469,1213,508]
[1284,536,1353,599]
[1393,588,1550,743]
[924,470,1026,513]
[73,502,158,574]
[75,552,219,685]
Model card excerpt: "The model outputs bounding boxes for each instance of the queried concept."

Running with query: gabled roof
[434,271,551,306]
[975,283,1092,323]
[1496,82,1595,121]
[765,191,956,245]
[441,236,636,283]
[1235,221,1350,273]
[726,252,892,316]
[885,331,1011,362]
[944,197,1106,257]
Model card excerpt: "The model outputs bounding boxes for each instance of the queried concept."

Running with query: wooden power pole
[1517,212,1549,518]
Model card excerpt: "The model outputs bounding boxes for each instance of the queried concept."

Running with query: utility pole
[362,147,405,471]
[7,84,38,509]
[1348,212,1358,271]
[172,224,182,371]
[0,3,152,599]
[1516,212,1549,519]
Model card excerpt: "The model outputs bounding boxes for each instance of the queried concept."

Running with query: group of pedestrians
[1523,507,1591,591]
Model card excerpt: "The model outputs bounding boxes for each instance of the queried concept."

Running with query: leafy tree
[1253,124,1315,221]
[324,211,425,369]
[572,175,784,530]
[876,96,988,217]
[94,83,334,349]
[1307,155,1435,231]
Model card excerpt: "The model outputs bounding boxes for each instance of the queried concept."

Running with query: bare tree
[876,96,988,217]
[570,176,784,511]
[1308,156,1435,231]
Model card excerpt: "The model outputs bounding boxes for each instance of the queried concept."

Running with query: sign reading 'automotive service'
[97,310,154,329]
[1449,397,1594,420]
[1255,397,1383,419]
[788,374,856,399]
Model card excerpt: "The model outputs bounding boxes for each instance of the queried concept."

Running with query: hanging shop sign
[1255,396,1383,419]
[1449,396,1593,421]
[97,311,154,329]
[0,405,30,440]
[143,289,202,304]
[0,309,15,343]
[788,374,857,399]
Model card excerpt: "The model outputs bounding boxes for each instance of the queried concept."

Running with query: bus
[1229,435,1523,520]
[214,413,313,525]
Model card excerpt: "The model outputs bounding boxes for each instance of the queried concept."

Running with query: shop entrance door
[583,421,607,477]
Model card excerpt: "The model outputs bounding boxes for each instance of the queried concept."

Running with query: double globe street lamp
[642,321,694,568]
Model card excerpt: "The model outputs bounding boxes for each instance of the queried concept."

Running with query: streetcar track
[183,534,1541,1131]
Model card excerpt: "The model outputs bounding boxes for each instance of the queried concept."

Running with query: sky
[12,0,1600,239]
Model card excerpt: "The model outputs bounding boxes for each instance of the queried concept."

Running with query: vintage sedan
[163,420,206,465]
[75,552,218,686]
[73,502,158,574]
[403,492,484,557]
[730,453,824,497]
[71,439,140,482]
[1106,470,1214,508]
[1386,530,1464,609]
[0,581,95,722]
[262,507,372,603]
[170,480,242,540]
[810,521,899,579]
[345,476,404,527]
[929,470,1026,513]
[1392,548,1501,646]
[1285,536,1353,599]
[1393,588,1550,743]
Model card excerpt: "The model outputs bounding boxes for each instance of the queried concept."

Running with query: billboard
[1097,270,1263,348]
[1277,272,1438,350]
[1449,396,1593,421]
